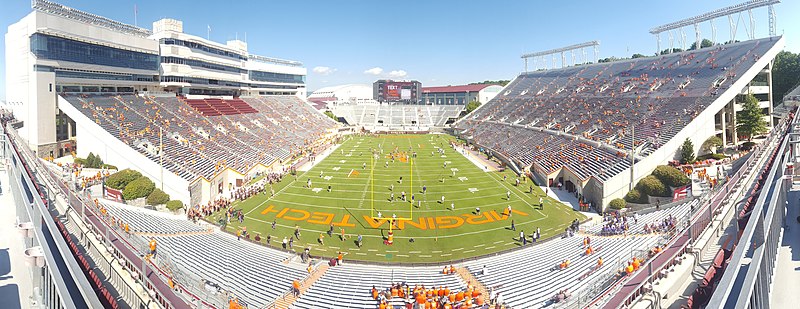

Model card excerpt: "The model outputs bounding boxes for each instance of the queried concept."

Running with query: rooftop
[422,84,499,93]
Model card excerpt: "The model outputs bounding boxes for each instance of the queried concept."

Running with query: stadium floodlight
[649,0,780,53]
[521,41,600,72]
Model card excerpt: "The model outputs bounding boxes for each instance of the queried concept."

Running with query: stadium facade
[5,0,307,158]
[5,0,323,205]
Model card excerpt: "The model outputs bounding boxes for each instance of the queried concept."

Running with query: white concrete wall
[58,96,190,204]
[478,85,503,104]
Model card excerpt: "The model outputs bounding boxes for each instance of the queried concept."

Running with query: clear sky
[1,0,799,100]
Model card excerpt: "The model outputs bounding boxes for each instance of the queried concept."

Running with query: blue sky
[1,0,799,99]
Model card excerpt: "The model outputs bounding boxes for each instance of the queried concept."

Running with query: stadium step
[455,266,489,305]
[270,263,330,309]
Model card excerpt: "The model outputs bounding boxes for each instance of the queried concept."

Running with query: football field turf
[211,134,586,263]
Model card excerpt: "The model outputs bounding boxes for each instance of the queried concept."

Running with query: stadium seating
[99,200,209,234]
[63,94,339,181]
[457,38,777,181]
[330,104,463,128]
[291,264,466,309]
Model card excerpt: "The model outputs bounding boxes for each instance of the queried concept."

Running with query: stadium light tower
[649,0,780,53]
[521,41,600,72]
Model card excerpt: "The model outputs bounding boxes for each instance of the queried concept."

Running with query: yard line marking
[441,253,452,256]
[453,248,464,251]
[419,255,432,258]
[431,250,442,253]
[409,251,421,254]
[494,240,505,244]
[463,249,475,253]
[387,250,399,253]
[397,254,409,257]
[355,252,367,256]
[485,246,496,250]
[474,244,485,247]
[367,249,378,252]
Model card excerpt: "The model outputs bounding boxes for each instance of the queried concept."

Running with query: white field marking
[323,176,333,181]
[444,161,452,164]
[339,160,347,163]
[243,167,309,216]
[397,254,409,257]
[345,154,352,157]
[312,188,323,193]
[409,251,421,254]
[441,253,452,256]
[463,249,476,253]
[441,155,447,158]
[431,250,442,253]
[450,168,459,172]
[486,172,546,217]
[468,188,479,193]
[419,255,432,258]
[367,249,378,252]
[272,191,504,203]
[493,240,505,244]
[332,167,341,171]
[475,244,486,247]
[458,177,468,182]
[453,248,464,251]
[355,252,367,256]
[267,197,525,213]
[485,246,496,250]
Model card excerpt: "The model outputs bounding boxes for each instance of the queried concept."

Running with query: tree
[324,110,338,121]
[689,39,714,50]
[631,53,646,59]
[106,169,142,189]
[123,176,155,200]
[466,101,481,114]
[773,51,800,102]
[736,93,768,141]
[625,189,645,203]
[609,198,627,210]
[636,175,671,197]
[701,136,724,154]
[146,188,170,205]
[659,48,684,55]
[166,200,184,211]
[469,80,511,87]
[652,165,690,187]
[680,138,695,164]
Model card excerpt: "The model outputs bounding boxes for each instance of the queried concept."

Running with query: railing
[583,112,795,309]
[706,111,797,307]
[3,125,206,309]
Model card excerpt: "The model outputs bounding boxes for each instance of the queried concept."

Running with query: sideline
[296,143,344,172]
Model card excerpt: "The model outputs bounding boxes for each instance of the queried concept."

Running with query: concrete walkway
[0,169,32,309]
[770,186,800,308]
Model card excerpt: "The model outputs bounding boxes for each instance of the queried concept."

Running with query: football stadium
[2,0,800,308]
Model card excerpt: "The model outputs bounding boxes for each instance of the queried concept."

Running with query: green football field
[210,134,586,263]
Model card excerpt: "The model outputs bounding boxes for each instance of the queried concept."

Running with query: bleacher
[63,94,339,181]
[582,199,697,236]
[154,233,305,308]
[461,232,662,308]
[457,37,779,181]
[291,265,466,309]
[99,200,209,235]
[329,104,463,129]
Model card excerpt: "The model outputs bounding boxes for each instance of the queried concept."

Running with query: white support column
[710,19,717,45]
[694,23,701,50]
[729,15,736,43]
[656,33,661,55]
[748,9,755,39]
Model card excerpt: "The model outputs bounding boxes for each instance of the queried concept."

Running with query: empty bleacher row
[64,94,339,181]
[154,232,306,308]
[462,233,662,308]
[99,200,209,234]
[330,104,463,128]
[291,264,467,309]
[457,38,778,180]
